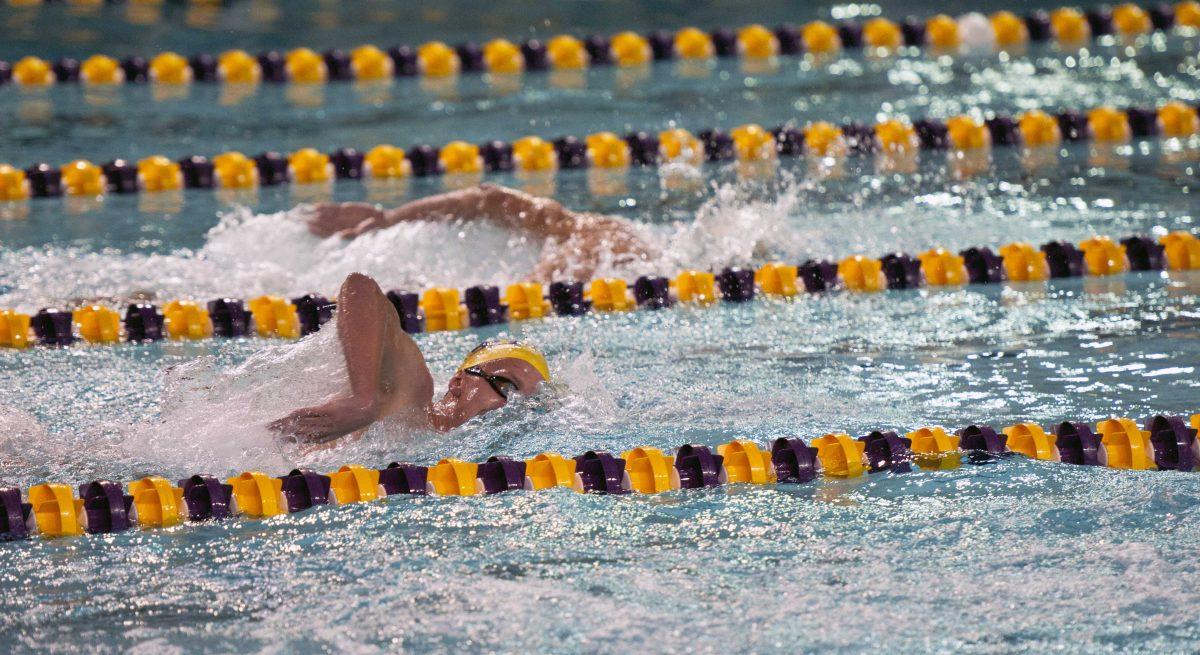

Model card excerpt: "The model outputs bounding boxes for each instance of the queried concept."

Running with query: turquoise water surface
[1,1,1200,653]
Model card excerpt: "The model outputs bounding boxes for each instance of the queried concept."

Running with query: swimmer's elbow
[341,272,382,298]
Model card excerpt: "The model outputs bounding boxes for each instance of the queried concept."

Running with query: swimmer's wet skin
[306,184,657,282]
[269,273,550,442]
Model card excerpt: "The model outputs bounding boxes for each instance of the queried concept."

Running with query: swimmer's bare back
[304,183,658,282]
[269,273,434,443]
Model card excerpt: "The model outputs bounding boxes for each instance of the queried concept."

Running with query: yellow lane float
[838,256,886,292]
[998,243,1049,282]
[427,459,480,496]
[439,141,484,175]
[586,132,631,168]
[417,41,460,77]
[1096,418,1155,470]
[363,145,410,179]
[523,453,576,490]
[128,476,184,528]
[755,263,799,297]
[0,310,31,348]
[672,270,717,303]
[351,45,393,81]
[248,296,300,338]
[802,21,842,54]
[226,472,285,518]
[213,151,260,188]
[926,14,961,49]
[483,39,525,74]
[1079,237,1129,276]
[587,278,635,312]
[918,248,968,286]
[717,440,774,484]
[621,447,676,493]
[28,483,83,537]
[547,35,588,70]
[738,24,780,58]
[907,427,961,469]
[731,124,776,161]
[675,27,715,59]
[1018,110,1063,147]
[163,300,213,340]
[1161,232,1200,270]
[218,50,262,84]
[285,48,327,83]
[149,52,192,84]
[80,55,123,85]
[72,305,121,343]
[812,433,867,477]
[0,164,31,201]
[512,137,558,172]
[329,465,383,504]
[13,56,55,86]
[864,18,904,50]
[610,31,652,66]
[505,283,551,319]
[420,288,467,331]
[137,155,183,192]
[1002,423,1059,461]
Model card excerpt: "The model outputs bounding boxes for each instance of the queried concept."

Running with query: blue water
[2,2,1200,653]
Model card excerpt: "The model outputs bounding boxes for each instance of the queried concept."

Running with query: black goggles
[463,366,517,400]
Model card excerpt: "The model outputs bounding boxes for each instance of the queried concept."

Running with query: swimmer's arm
[310,184,612,240]
[270,273,434,443]
[388,186,657,262]
[304,202,388,238]
[307,184,658,280]
[382,184,582,237]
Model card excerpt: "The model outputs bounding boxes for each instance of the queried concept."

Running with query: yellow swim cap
[458,340,550,381]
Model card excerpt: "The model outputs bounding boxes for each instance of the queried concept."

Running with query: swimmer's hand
[269,395,380,444]
[305,202,388,239]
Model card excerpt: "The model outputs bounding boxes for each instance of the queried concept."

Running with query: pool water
[2,2,1200,653]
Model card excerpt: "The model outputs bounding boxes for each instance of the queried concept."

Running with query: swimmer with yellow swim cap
[275,183,658,443]
[271,273,551,442]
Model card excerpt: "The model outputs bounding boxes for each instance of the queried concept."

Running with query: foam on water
[1,153,1194,312]
[3,269,1194,491]
[0,165,1195,484]
[99,310,628,478]
[0,205,543,310]
[121,317,351,474]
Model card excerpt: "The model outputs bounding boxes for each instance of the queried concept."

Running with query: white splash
[119,317,351,474]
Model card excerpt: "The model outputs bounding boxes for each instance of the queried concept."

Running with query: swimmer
[304,182,657,281]
[269,272,551,443]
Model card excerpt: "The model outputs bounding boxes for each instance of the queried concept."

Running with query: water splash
[2,158,1190,311]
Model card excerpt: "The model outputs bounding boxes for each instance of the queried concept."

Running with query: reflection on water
[2,5,1200,651]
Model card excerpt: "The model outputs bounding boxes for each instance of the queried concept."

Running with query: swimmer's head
[429,340,550,430]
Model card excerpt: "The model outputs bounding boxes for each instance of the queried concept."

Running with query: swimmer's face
[429,357,545,430]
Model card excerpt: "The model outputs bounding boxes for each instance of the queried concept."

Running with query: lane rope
[2,414,1196,540]
[2,2,1197,92]
[1,231,1197,349]
[0,101,1196,205]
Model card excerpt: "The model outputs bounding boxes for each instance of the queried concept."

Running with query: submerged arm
[308,184,629,238]
[270,273,434,443]
[305,183,659,281]
[383,184,584,238]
